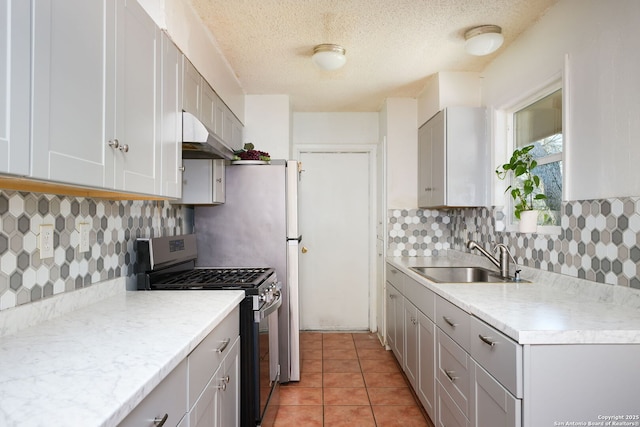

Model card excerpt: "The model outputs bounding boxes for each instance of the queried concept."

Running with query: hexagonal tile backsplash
[0,190,189,311]
[388,198,640,289]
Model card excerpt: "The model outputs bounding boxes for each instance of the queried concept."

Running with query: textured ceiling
[189,0,557,112]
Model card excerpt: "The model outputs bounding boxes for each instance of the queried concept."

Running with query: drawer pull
[215,338,231,353]
[223,375,230,384]
[153,414,168,427]
[478,334,497,347]
[442,316,458,328]
[444,369,458,382]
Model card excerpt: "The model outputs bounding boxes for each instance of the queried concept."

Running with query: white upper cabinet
[0,0,30,176]
[31,0,115,188]
[182,58,201,118]
[418,107,488,208]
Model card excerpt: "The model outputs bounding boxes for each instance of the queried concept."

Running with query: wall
[382,98,418,209]
[0,190,190,311]
[292,112,379,145]
[244,95,292,160]
[482,0,640,202]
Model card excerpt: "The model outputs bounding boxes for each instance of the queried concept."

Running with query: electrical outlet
[39,224,54,259]
[79,223,90,253]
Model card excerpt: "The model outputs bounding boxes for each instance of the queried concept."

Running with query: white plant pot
[519,210,538,233]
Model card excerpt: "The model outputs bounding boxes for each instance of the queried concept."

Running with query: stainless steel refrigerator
[194,159,301,383]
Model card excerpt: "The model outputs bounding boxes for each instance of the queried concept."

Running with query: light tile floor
[274,332,435,427]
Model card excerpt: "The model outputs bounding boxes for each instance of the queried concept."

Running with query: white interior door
[298,149,372,330]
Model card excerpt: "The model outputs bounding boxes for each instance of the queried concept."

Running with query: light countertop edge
[0,285,245,427]
[387,254,640,345]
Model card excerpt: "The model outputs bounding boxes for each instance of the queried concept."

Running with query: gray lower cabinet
[387,262,640,427]
[119,306,240,427]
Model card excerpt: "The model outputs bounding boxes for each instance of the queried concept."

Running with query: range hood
[181,111,235,160]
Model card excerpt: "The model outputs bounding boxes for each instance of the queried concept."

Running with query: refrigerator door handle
[287,235,302,243]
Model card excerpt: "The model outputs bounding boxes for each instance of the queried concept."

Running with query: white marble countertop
[0,279,244,427]
[388,254,640,345]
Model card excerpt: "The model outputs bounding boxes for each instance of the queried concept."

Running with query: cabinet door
[190,365,223,427]
[418,311,436,422]
[0,0,30,176]
[231,118,244,151]
[404,301,418,388]
[385,283,404,363]
[220,337,240,427]
[471,361,521,427]
[114,0,160,194]
[429,111,446,206]
[183,57,201,116]
[201,82,217,133]
[159,33,182,198]
[417,121,433,208]
[31,0,115,187]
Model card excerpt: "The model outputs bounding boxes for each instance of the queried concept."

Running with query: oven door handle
[254,290,282,323]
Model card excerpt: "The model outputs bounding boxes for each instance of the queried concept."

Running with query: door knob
[301,246,308,253]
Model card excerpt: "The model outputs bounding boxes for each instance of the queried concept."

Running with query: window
[510,88,563,227]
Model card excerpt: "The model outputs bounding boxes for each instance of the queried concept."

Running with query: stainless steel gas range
[136,234,280,427]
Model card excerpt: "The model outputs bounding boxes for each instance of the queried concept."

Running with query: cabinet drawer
[386,263,404,293]
[436,296,470,352]
[437,329,471,417]
[469,316,522,398]
[119,360,187,427]
[471,361,522,427]
[404,276,435,321]
[188,307,240,407]
[437,381,470,427]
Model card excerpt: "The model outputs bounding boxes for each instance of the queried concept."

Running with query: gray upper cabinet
[114,0,161,194]
[418,107,488,208]
[0,0,30,176]
[181,56,244,153]
[29,0,181,197]
[31,0,115,188]
[159,32,183,199]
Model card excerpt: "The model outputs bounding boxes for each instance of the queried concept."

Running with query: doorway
[296,145,376,331]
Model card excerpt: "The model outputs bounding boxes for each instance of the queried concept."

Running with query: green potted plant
[495,145,547,232]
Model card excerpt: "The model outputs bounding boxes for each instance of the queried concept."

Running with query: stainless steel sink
[409,266,525,283]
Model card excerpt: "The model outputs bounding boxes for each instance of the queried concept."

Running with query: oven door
[257,288,282,427]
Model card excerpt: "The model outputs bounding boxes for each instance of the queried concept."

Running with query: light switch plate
[78,223,90,253]
[39,224,54,259]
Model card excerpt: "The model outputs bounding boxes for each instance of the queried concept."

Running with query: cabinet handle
[217,382,227,391]
[442,316,458,328]
[390,269,397,274]
[215,178,223,183]
[215,338,231,353]
[222,375,230,383]
[107,139,120,149]
[153,414,168,427]
[119,144,129,153]
[389,294,396,299]
[444,369,458,382]
[178,165,185,172]
[478,334,497,347]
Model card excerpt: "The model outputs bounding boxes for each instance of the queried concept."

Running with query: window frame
[501,79,564,235]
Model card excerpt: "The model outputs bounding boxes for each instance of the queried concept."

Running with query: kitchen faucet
[467,240,521,280]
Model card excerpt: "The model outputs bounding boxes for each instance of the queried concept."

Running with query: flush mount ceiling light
[312,44,347,70]
[464,25,504,56]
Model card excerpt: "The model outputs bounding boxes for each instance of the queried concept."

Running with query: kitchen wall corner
[0,190,192,312]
